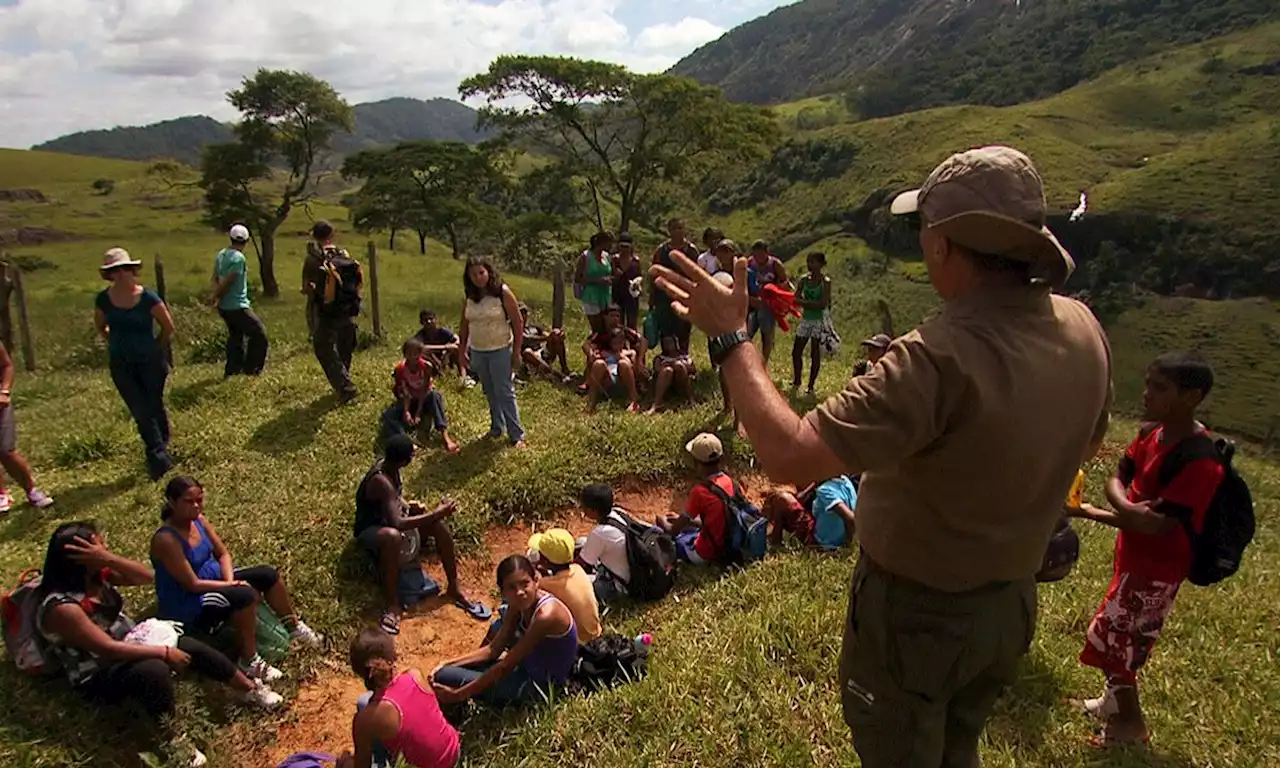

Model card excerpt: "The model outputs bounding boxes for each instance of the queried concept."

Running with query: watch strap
[708,330,751,366]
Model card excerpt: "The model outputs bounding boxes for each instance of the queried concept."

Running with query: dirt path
[240,477,774,767]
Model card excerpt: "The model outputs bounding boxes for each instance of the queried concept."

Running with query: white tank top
[465,294,513,352]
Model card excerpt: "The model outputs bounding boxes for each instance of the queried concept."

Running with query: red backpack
[1,569,59,676]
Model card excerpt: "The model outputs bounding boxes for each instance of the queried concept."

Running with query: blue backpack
[701,475,768,565]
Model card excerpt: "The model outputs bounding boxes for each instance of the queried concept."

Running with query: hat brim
[100,261,143,272]
[928,210,1075,288]
[861,338,889,349]
[889,189,921,216]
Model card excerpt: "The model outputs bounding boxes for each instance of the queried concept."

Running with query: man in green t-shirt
[209,224,269,376]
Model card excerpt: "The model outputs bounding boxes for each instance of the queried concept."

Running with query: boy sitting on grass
[1067,352,1225,747]
[762,475,858,551]
[647,334,695,415]
[656,433,739,565]
[517,304,571,382]
[382,338,459,454]
[413,309,465,382]
[527,528,603,643]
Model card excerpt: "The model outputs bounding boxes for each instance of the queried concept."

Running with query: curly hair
[463,255,505,303]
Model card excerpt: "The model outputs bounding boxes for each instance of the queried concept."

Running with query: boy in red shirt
[656,433,737,565]
[382,339,460,454]
[1067,352,1224,747]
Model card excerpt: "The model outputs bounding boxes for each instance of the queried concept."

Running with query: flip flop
[380,612,401,635]
[453,598,492,621]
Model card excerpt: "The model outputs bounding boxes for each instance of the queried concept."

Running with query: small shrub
[356,328,384,351]
[54,433,117,468]
[91,178,115,196]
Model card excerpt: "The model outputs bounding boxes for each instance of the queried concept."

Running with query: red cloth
[760,283,801,332]
[685,474,736,562]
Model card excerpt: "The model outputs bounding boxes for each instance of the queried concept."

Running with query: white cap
[228,224,250,242]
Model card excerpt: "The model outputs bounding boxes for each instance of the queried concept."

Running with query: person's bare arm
[503,286,524,355]
[44,604,170,664]
[152,300,175,347]
[775,260,792,291]
[438,614,515,671]
[150,532,235,593]
[94,307,110,342]
[442,602,566,700]
[0,342,12,406]
[199,516,237,581]
[64,534,154,587]
[458,301,471,367]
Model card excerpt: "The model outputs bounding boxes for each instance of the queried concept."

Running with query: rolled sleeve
[805,332,949,475]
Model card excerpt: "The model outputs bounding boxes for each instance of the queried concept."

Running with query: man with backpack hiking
[652,146,1113,767]
[305,221,361,403]
[1068,352,1250,747]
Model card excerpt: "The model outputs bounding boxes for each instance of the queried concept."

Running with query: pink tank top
[381,672,460,768]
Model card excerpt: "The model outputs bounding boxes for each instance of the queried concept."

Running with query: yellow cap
[527,528,575,566]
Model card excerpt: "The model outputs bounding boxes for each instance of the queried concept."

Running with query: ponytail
[349,627,397,691]
[365,657,395,690]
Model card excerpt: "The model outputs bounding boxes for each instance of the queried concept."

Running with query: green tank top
[800,275,827,321]
[581,252,614,308]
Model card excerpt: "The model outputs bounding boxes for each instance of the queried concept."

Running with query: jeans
[433,661,542,707]
[83,635,237,717]
[313,315,357,396]
[355,692,395,768]
[471,347,524,443]
[110,355,172,478]
[219,308,268,376]
[381,391,449,439]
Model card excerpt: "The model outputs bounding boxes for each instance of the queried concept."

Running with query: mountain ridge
[31,97,488,165]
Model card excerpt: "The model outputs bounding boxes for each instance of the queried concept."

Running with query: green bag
[214,602,291,664]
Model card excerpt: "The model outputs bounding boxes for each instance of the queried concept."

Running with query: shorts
[582,301,605,317]
[0,406,14,453]
[193,565,279,633]
[794,318,824,340]
[674,528,708,565]
[748,307,776,337]
[1079,568,1182,685]
[357,525,421,566]
[774,497,817,546]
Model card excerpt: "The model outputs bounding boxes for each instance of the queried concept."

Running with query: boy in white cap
[656,432,742,565]
[210,224,268,376]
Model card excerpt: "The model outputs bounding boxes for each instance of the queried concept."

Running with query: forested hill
[32,97,489,165]
[669,0,1279,115]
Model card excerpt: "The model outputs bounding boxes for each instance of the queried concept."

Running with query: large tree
[199,69,353,297]
[342,141,498,258]
[459,56,779,233]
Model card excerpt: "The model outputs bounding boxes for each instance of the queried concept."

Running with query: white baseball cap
[228,224,250,242]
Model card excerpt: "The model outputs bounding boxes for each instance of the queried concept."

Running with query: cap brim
[889,189,921,216]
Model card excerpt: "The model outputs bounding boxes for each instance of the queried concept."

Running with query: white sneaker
[462,375,477,389]
[239,682,284,710]
[290,620,323,649]
[26,488,54,509]
[1083,689,1120,719]
[190,747,208,767]
[0,492,11,514]
[240,654,284,683]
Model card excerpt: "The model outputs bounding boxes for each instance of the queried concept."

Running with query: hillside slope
[671,0,1278,111]
[31,97,488,164]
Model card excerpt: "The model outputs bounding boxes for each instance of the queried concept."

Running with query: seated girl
[338,627,460,768]
[383,339,459,454]
[149,476,322,684]
[586,327,640,414]
[430,555,577,708]
[37,522,281,766]
[647,334,695,415]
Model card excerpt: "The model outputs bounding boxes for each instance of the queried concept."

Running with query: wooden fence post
[11,268,35,372]
[552,261,566,330]
[0,256,14,353]
[367,241,382,339]
[154,253,173,368]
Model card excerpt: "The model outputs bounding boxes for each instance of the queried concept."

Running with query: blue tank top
[153,520,222,624]
[518,593,578,686]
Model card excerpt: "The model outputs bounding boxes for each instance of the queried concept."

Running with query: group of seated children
[383,339,459,454]
[583,306,648,413]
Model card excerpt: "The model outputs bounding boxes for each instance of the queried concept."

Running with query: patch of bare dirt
[0,188,47,203]
[0,226,81,247]
[238,476,777,766]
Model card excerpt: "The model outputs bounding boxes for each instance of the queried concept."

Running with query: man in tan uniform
[653,146,1112,767]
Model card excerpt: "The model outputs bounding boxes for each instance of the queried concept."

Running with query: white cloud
[0,0,786,148]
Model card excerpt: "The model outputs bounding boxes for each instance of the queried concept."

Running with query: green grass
[0,123,1278,768]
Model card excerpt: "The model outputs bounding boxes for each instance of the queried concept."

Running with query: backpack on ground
[1,569,59,676]
[1158,434,1255,586]
[315,246,362,318]
[571,632,648,692]
[605,509,678,601]
[701,476,768,565]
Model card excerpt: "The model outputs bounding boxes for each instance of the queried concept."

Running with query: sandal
[453,598,492,622]
[380,612,401,635]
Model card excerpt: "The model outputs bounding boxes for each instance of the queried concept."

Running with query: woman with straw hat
[93,247,176,481]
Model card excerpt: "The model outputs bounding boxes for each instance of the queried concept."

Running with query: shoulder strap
[1157,433,1221,490]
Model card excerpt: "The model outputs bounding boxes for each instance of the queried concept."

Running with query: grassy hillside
[670,0,1278,110]
[0,148,1277,768]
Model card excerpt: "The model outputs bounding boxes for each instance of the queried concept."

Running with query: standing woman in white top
[459,256,527,448]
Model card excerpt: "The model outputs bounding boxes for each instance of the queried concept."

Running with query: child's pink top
[381,672,459,768]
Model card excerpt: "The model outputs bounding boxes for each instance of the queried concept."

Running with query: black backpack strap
[1156,433,1221,489]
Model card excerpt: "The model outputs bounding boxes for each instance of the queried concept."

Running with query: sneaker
[1083,689,1120,720]
[0,492,11,514]
[26,489,54,509]
[290,620,323,649]
[240,654,284,683]
[190,748,208,767]
[462,376,477,389]
[239,681,284,710]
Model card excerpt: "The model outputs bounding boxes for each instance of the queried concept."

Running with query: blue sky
[0,0,792,149]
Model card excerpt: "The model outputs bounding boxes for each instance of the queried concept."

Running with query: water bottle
[634,632,653,655]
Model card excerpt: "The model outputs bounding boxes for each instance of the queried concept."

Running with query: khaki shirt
[807,285,1111,592]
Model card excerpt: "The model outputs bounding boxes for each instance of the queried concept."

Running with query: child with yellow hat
[527,528,602,642]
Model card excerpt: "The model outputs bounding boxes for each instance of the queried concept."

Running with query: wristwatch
[707,329,751,367]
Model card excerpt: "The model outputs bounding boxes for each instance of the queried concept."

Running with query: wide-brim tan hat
[890,146,1075,288]
[100,247,142,272]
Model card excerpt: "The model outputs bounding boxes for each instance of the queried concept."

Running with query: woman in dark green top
[791,252,832,396]
[93,248,176,481]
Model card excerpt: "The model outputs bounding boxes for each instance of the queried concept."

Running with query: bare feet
[444,436,461,454]
[645,405,660,416]
[627,402,640,413]
[513,440,528,450]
